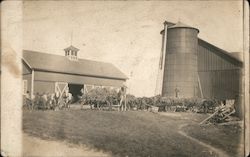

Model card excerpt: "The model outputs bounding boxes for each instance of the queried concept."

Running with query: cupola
[64,45,79,61]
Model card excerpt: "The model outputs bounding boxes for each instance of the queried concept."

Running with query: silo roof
[168,21,199,32]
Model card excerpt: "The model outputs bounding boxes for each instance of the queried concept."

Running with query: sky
[23,0,244,97]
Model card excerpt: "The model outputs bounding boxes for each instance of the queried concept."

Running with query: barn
[22,46,128,100]
[158,21,243,117]
[159,21,243,100]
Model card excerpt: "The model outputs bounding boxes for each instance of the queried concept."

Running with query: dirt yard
[23,110,243,157]
[23,133,111,157]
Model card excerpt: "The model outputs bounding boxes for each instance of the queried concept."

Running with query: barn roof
[23,50,128,80]
[198,38,243,66]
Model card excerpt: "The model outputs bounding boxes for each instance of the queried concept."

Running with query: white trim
[22,58,32,70]
[23,80,28,94]
[31,70,34,96]
[55,82,68,98]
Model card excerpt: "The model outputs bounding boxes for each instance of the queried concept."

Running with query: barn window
[23,80,28,94]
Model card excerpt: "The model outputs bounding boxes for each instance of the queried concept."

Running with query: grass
[183,122,244,157]
[23,110,243,157]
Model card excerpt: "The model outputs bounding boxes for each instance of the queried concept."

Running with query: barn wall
[23,74,31,94]
[34,71,125,87]
[34,80,55,94]
[198,41,242,100]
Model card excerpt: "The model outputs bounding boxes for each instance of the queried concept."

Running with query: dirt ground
[23,133,111,157]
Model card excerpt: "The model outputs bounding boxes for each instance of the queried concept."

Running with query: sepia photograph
[1,0,249,157]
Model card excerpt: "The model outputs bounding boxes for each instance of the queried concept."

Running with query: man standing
[175,87,180,98]
[25,91,32,110]
[118,86,127,111]
[55,90,60,106]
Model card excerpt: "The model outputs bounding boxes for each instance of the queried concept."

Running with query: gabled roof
[64,45,79,52]
[23,50,128,80]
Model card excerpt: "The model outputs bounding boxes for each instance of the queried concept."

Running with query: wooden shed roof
[23,50,128,80]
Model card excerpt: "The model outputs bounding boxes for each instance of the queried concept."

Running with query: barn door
[55,82,68,98]
[84,84,94,94]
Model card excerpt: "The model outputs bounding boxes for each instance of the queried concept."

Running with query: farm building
[159,21,243,101]
[22,46,127,100]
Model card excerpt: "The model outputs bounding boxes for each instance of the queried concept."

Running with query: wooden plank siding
[34,71,125,88]
[34,80,55,94]
[198,40,242,100]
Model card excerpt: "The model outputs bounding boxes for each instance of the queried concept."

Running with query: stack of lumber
[199,105,236,125]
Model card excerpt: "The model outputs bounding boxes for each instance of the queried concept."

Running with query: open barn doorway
[68,84,84,103]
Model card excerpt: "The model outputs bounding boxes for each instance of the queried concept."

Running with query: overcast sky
[23,1,243,97]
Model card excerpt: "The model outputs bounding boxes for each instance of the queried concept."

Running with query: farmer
[25,91,32,110]
[55,90,60,105]
[62,91,66,100]
[78,88,84,99]
[118,86,127,111]
[33,92,41,110]
[67,92,72,107]
[77,87,84,104]
[41,92,48,110]
[48,93,55,110]
[64,89,72,108]
[175,87,180,98]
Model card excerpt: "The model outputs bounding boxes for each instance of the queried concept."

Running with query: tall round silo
[162,22,199,98]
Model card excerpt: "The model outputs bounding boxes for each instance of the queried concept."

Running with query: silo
[162,22,199,98]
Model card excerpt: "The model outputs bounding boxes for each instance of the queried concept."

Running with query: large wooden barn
[197,38,242,100]
[22,46,127,100]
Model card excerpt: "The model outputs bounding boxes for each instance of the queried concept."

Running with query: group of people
[23,89,73,110]
[23,86,127,111]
